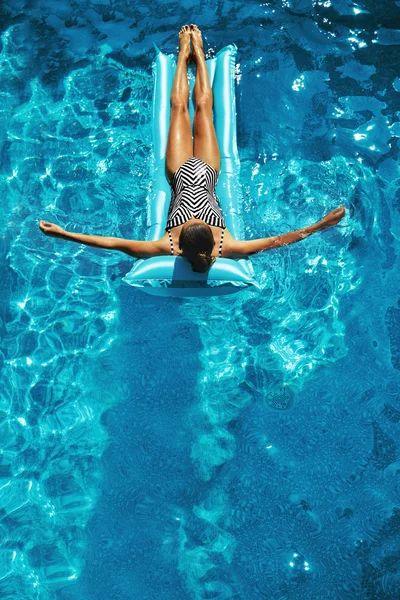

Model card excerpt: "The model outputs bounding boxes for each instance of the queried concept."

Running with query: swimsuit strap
[219,228,225,257]
[167,229,174,255]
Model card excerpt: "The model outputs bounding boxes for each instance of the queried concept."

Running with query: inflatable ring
[123,44,259,297]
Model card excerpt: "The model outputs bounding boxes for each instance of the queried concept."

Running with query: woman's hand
[39,220,66,238]
[318,206,345,230]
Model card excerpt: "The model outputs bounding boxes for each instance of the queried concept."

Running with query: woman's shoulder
[218,229,249,259]
[155,233,174,255]
[211,227,235,258]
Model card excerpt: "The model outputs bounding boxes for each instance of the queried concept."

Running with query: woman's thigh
[165,107,193,179]
[193,107,220,172]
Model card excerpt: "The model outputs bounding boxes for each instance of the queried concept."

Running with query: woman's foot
[190,24,204,61]
[179,25,191,61]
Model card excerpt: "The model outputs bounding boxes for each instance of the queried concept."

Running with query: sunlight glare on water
[0,0,399,598]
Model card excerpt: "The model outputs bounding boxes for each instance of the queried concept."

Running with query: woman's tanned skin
[39,207,345,258]
[39,25,345,260]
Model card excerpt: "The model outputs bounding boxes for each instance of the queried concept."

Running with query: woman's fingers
[329,206,345,220]
[39,220,59,235]
[320,205,346,229]
[331,206,345,225]
[332,206,344,215]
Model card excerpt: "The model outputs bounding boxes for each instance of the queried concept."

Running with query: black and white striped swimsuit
[166,157,225,256]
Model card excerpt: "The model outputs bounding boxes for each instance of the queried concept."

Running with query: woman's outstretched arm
[39,221,164,258]
[225,206,345,258]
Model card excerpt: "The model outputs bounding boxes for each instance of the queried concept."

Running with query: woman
[40,25,345,272]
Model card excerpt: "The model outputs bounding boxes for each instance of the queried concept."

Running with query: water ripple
[2,0,400,598]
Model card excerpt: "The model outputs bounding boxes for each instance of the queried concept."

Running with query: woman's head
[179,221,215,272]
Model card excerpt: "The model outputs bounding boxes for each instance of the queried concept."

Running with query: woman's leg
[165,25,193,180]
[191,25,220,172]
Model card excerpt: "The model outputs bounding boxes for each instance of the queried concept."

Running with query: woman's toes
[179,25,191,58]
[190,24,202,38]
[190,24,203,51]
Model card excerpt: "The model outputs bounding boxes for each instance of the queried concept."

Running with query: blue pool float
[123,44,259,297]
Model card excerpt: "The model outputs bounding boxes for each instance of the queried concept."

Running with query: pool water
[1,0,399,598]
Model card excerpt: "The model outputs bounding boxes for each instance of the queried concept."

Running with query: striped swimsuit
[166,157,226,256]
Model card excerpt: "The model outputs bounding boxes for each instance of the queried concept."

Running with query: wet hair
[179,222,215,273]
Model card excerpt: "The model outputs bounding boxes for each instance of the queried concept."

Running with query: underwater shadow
[70,284,204,600]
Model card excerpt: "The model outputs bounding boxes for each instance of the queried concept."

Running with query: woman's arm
[39,221,163,258]
[226,206,345,258]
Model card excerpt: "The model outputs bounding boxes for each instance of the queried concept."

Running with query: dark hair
[179,223,215,273]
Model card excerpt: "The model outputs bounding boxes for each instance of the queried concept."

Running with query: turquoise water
[1,0,400,598]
